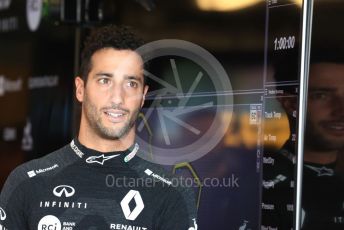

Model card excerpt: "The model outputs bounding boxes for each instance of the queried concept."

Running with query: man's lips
[103,108,129,122]
[321,121,344,133]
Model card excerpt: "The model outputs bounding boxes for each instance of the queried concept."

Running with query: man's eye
[99,78,110,84]
[309,92,331,100]
[127,81,138,88]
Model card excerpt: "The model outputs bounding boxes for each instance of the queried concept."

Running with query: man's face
[76,48,148,140]
[305,62,344,151]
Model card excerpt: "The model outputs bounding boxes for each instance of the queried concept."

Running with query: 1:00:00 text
[274,36,295,51]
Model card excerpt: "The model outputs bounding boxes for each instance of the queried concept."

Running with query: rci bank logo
[0,207,6,221]
[26,0,42,31]
[37,215,61,230]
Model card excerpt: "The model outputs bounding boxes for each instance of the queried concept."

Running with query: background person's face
[79,48,148,140]
[305,62,344,151]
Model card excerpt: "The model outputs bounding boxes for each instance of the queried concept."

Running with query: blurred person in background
[262,53,344,230]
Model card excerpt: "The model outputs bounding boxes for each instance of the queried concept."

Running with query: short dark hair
[79,25,145,82]
[310,49,344,65]
[273,47,344,93]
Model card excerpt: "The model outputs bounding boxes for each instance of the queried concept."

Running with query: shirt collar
[70,138,139,166]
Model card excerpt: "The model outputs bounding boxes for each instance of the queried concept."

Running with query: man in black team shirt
[262,56,344,229]
[0,25,197,230]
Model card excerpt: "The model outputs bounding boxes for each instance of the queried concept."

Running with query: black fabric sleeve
[0,165,29,229]
[154,186,198,230]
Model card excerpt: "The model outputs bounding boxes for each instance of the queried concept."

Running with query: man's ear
[75,77,85,103]
[141,85,149,108]
[278,96,297,117]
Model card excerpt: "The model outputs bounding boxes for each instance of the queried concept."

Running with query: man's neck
[303,149,338,164]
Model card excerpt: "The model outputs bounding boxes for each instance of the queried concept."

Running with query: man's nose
[110,84,124,105]
[331,96,344,117]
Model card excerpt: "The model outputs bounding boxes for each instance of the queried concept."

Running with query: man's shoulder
[133,158,197,219]
[1,144,72,192]
[133,157,175,185]
[0,145,68,206]
[132,157,196,200]
[14,144,72,177]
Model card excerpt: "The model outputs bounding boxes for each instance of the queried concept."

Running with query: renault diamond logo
[120,190,144,221]
[86,154,120,165]
[53,185,75,198]
[0,207,6,221]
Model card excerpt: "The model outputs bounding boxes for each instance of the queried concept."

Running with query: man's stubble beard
[305,119,344,152]
[83,93,140,140]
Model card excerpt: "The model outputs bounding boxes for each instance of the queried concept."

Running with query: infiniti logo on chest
[39,185,87,209]
[53,185,75,198]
